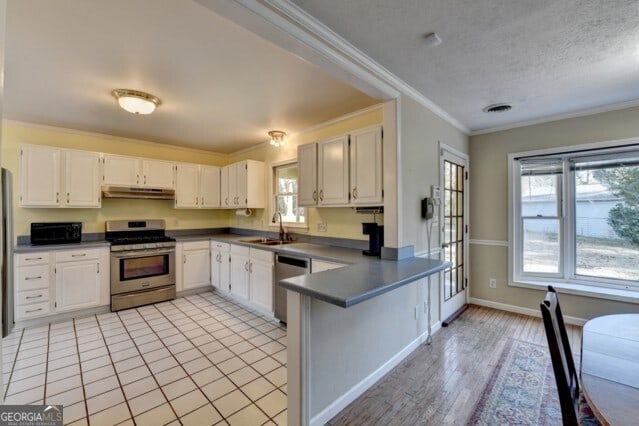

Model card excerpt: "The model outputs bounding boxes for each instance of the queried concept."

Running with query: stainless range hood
[102,186,175,200]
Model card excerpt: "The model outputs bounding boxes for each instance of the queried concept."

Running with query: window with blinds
[511,146,639,289]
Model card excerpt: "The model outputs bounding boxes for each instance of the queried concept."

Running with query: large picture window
[273,162,306,226]
[511,144,639,290]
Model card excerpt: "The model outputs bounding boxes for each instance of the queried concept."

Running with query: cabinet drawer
[250,248,273,263]
[211,241,230,252]
[231,244,249,256]
[55,248,101,262]
[16,252,50,266]
[16,265,50,291]
[16,288,50,306]
[183,240,210,251]
[16,301,50,320]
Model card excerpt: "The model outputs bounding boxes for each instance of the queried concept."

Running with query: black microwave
[31,222,82,245]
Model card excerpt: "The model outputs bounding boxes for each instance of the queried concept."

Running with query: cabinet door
[55,260,101,312]
[350,126,383,205]
[318,135,350,205]
[249,259,273,313]
[175,163,199,208]
[103,155,140,186]
[142,159,175,188]
[220,166,230,208]
[183,249,211,289]
[229,163,241,207]
[298,143,318,206]
[20,145,61,207]
[211,249,231,291]
[230,253,250,300]
[200,166,221,208]
[65,150,101,207]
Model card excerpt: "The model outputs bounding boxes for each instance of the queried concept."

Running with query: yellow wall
[470,106,639,319]
[2,122,231,238]
[229,106,384,240]
[2,106,384,242]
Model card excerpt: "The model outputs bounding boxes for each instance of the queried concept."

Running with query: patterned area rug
[467,338,562,425]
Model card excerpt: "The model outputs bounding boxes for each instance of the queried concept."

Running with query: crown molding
[197,0,469,135]
[470,98,639,137]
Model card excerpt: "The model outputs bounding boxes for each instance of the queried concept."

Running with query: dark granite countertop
[279,258,449,308]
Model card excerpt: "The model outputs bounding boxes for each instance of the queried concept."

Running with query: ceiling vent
[483,103,512,113]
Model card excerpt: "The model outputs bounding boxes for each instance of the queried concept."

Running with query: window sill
[510,280,639,305]
[268,223,309,231]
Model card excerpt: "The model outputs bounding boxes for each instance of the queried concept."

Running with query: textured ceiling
[292,0,639,132]
[3,0,377,153]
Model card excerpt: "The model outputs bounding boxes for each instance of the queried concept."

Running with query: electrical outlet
[317,223,327,232]
[489,278,497,289]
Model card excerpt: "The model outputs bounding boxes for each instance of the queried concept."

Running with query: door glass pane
[522,219,560,273]
[443,160,466,301]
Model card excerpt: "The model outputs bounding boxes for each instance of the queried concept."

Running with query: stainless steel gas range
[105,220,176,311]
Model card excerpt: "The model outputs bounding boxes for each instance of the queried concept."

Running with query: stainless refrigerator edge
[1,168,13,337]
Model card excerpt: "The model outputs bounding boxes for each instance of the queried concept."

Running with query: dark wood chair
[540,286,600,426]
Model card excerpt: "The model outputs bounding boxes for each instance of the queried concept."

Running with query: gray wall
[470,106,639,319]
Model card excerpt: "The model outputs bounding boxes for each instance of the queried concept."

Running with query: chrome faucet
[272,211,286,241]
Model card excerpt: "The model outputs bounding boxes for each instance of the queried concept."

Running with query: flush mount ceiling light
[483,103,512,113]
[111,89,161,115]
[268,130,286,147]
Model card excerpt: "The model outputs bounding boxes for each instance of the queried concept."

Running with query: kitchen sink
[241,238,295,246]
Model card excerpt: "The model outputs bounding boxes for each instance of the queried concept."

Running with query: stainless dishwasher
[274,253,309,324]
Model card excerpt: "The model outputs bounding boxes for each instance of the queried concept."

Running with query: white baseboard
[469,297,587,326]
[310,321,442,426]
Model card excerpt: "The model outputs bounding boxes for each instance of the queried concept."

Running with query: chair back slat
[540,286,579,426]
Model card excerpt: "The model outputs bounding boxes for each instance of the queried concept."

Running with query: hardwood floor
[328,305,582,425]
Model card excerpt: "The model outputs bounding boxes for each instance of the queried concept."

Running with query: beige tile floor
[2,291,287,426]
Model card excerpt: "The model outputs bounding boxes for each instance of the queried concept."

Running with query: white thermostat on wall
[431,185,441,202]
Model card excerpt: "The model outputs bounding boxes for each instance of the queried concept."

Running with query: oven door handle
[111,248,175,258]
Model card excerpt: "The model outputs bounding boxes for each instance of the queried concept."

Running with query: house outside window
[510,143,639,291]
[273,162,306,226]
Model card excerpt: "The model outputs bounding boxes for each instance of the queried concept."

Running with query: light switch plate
[317,223,327,232]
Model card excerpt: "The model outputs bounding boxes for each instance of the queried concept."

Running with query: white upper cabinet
[65,150,101,207]
[297,125,383,208]
[221,160,265,209]
[142,159,174,188]
[174,163,199,208]
[175,163,221,209]
[20,145,61,207]
[20,145,101,208]
[102,154,140,186]
[200,165,221,208]
[298,143,318,206]
[103,155,174,188]
[350,125,383,205]
[318,135,350,206]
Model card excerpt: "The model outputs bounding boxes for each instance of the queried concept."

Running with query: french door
[440,148,469,321]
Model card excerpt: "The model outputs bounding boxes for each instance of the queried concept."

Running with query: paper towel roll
[235,208,252,217]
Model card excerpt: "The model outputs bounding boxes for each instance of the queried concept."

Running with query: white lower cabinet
[230,245,250,300]
[249,249,274,314]
[229,244,274,314]
[211,242,230,292]
[181,241,211,290]
[15,248,108,321]
[14,252,52,320]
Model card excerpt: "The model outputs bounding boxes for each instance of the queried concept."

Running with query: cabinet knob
[144,175,147,185]
[137,174,140,184]
[71,253,87,257]
[353,188,357,199]
[313,190,317,202]
[25,308,43,314]
[244,261,249,271]
[25,276,42,280]
[67,192,70,203]
[26,294,43,300]
[56,192,59,203]
[319,190,324,201]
